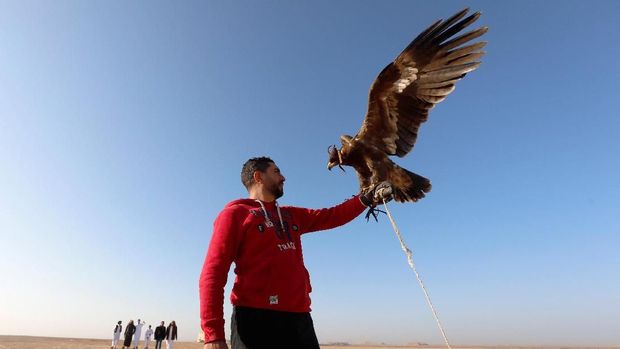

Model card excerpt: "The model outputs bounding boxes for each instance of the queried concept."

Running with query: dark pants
[155,340,163,349]
[231,306,320,349]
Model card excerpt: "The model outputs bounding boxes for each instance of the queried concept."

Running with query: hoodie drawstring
[255,200,285,232]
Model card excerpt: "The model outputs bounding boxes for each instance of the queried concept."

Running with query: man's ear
[252,170,263,184]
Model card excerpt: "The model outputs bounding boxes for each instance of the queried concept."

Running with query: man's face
[260,163,286,199]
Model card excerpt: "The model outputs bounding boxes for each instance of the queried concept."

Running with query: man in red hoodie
[200,156,390,349]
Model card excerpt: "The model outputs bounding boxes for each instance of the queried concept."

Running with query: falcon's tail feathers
[392,167,432,203]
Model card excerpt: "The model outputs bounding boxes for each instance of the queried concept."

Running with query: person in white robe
[111,321,122,349]
[144,325,154,349]
[133,319,144,349]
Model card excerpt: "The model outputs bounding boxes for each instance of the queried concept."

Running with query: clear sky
[1,0,619,346]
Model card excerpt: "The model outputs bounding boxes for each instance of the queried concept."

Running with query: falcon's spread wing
[356,8,487,157]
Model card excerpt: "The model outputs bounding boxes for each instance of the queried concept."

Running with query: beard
[267,180,284,199]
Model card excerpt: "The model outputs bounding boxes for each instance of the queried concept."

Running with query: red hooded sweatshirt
[199,195,366,342]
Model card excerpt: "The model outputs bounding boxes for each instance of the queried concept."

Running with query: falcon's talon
[364,207,386,222]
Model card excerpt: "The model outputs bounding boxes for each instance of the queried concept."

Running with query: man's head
[160,321,164,326]
[118,321,122,324]
[241,156,285,200]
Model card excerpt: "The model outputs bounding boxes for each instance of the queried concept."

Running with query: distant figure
[111,320,122,349]
[144,325,154,349]
[165,321,178,349]
[133,319,145,349]
[122,320,136,349]
[154,321,166,349]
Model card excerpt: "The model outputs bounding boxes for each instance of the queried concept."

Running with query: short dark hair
[241,156,274,190]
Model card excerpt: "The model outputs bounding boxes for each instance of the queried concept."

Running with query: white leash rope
[382,199,452,349]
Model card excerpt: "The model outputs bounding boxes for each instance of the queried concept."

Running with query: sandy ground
[0,336,616,349]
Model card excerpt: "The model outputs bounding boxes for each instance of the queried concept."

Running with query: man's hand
[360,181,393,207]
[204,340,228,349]
[374,181,393,203]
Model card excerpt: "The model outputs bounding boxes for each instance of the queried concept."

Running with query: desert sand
[0,336,616,349]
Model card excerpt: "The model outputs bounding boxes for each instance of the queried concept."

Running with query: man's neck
[249,188,275,202]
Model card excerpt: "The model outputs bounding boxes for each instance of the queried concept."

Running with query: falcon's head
[327,135,354,171]
[327,145,342,171]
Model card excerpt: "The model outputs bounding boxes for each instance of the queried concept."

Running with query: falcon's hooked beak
[327,145,345,172]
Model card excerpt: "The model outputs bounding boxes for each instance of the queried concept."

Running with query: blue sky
[1,0,619,346]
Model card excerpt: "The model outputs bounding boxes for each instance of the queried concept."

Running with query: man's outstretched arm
[293,183,393,233]
[291,195,366,234]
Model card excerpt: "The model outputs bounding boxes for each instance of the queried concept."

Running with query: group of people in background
[111,319,178,349]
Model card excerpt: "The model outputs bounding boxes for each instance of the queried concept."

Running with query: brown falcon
[327,8,488,203]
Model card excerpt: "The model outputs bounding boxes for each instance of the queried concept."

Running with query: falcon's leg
[356,167,373,194]
[365,206,387,222]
